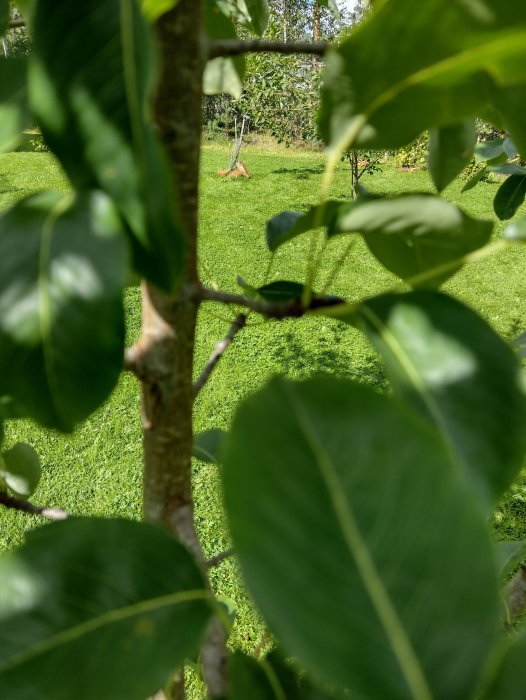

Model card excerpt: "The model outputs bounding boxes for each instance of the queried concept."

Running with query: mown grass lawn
[1,142,526,661]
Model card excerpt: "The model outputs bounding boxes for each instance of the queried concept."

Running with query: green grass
[1,142,526,668]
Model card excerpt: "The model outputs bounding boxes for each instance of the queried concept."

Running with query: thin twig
[206,549,233,569]
[193,314,246,398]
[0,491,69,521]
[199,286,343,318]
[505,564,526,630]
[8,19,26,29]
[208,39,328,59]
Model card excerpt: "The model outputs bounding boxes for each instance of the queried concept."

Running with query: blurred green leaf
[193,428,227,464]
[461,166,487,193]
[319,1,526,157]
[494,175,526,220]
[142,0,178,21]
[0,57,29,153]
[204,0,245,98]
[512,330,526,356]
[0,191,127,432]
[479,634,526,700]
[0,0,8,34]
[504,217,526,241]
[495,540,526,582]
[237,0,269,36]
[343,291,526,507]
[0,518,212,700]
[0,443,40,498]
[428,120,476,192]
[223,376,500,700]
[29,0,185,291]
[333,194,493,287]
[504,137,518,159]
[317,0,340,20]
[474,138,506,164]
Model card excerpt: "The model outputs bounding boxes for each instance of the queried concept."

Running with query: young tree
[2,1,526,699]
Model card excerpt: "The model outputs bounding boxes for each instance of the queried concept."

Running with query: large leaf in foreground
[223,376,499,700]
[480,634,526,700]
[0,191,127,432]
[428,120,476,192]
[0,443,40,498]
[204,0,245,98]
[341,291,526,506]
[29,0,185,291]
[319,0,526,157]
[332,194,492,287]
[0,518,212,700]
[0,57,29,152]
[493,174,526,220]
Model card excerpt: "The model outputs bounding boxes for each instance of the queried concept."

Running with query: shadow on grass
[271,166,325,179]
[270,327,387,391]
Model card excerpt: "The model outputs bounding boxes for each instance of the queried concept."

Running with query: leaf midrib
[0,588,209,673]
[283,382,434,700]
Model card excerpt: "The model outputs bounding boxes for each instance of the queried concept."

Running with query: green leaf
[504,217,526,242]
[266,201,342,251]
[504,137,518,159]
[142,0,178,21]
[488,163,526,176]
[461,166,487,193]
[0,0,8,34]
[204,1,245,98]
[341,291,526,506]
[474,138,506,164]
[428,120,476,192]
[333,194,493,287]
[0,57,29,153]
[318,1,526,157]
[0,518,212,700]
[512,330,526,356]
[317,0,340,20]
[479,634,526,700]
[0,191,127,432]
[0,443,40,498]
[28,0,185,291]
[236,0,269,36]
[493,175,526,220]
[495,541,526,581]
[228,652,284,700]
[192,428,227,464]
[257,281,305,302]
[223,376,499,700]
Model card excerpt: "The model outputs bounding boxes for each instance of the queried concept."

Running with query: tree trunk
[137,1,227,697]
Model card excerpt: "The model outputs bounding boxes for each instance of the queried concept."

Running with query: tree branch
[206,549,233,569]
[193,314,246,398]
[505,564,526,629]
[8,19,26,29]
[0,491,69,521]
[208,39,328,59]
[199,286,344,319]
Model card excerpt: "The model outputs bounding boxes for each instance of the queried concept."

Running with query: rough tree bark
[131,2,227,697]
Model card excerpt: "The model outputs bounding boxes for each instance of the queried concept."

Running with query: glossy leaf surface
[0,191,127,432]
[428,120,476,192]
[344,291,526,506]
[319,1,526,157]
[493,174,526,220]
[0,518,212,700]
[29,0,185,290]
[0,443,40,498]
[0,57,29,152]
[334,194,492,287]
[223,376,499,700]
